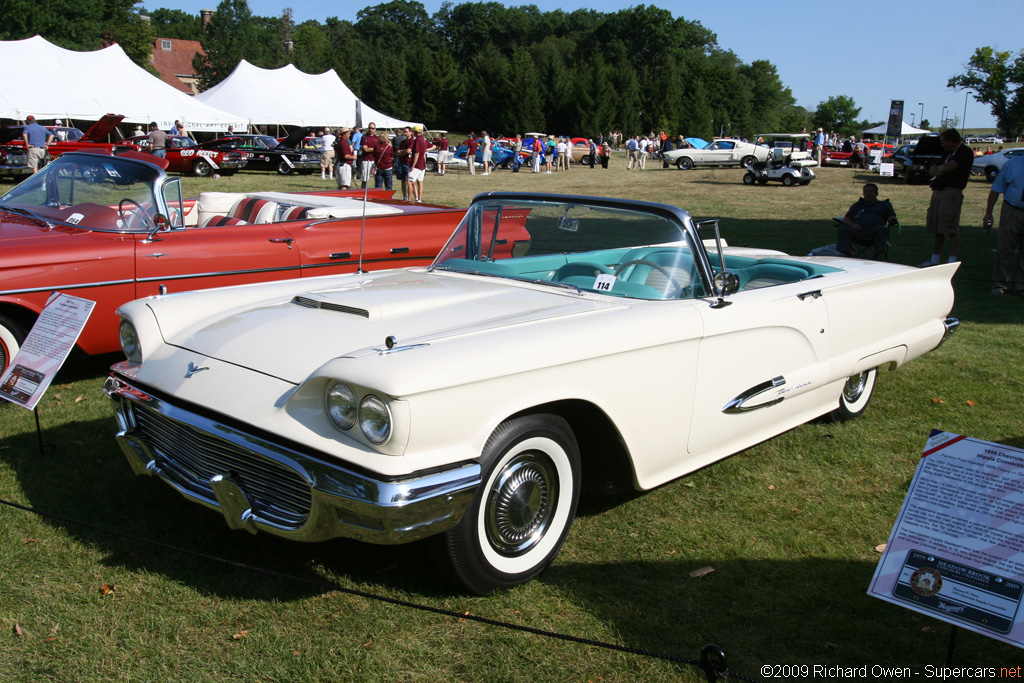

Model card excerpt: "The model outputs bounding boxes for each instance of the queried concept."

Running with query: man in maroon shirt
[373,132,394,191]
[920,129,975,267]
[466,132,479,175]
[395,126,413,201]
[360,122,379,188]
[333,127,356,189]
[409,124,432,203]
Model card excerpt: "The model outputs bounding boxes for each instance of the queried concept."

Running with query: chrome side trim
[0,279,134,296]
[103,374,481,545]
[723,376,786,414]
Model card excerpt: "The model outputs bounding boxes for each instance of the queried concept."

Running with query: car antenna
[357,146,379,275]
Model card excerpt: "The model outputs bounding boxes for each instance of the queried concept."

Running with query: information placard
[868,431,1024,649]
[0,293,94,410]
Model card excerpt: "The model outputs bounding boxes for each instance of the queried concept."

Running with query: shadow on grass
[539,555,1018,670]
[3,412,1021,671]
[0,412,453,602]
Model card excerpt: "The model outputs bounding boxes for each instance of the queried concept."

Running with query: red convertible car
[0,152,466,372]
[0,114,138,160]
[122,134,248,177]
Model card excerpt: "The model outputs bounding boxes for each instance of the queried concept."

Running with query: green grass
[2,160,1023,682]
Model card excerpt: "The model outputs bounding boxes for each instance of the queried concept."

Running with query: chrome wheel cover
[484,452,558,557]
[843,372,867,403]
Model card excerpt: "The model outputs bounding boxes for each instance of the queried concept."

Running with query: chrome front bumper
[103,374,480,545]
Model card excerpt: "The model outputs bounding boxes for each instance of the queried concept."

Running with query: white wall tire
[438,414,580,594]
[0,315,27,374]
[829,367,877,421]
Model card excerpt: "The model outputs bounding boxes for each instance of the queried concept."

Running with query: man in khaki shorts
[919,129,974,267]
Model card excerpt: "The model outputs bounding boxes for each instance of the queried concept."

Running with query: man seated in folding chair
[835,182,899,259]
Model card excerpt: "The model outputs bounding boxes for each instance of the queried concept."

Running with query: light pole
[918,102,924,126]
[941,106,948,129]
[910,113,916,127]
[962,91,970,135]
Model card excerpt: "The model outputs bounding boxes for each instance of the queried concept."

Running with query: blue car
[453,139,517,169]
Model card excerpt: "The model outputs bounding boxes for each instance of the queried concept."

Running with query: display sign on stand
[868,431,1024,650]
[0,293,94,411]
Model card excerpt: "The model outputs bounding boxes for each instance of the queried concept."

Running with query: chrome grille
[129,402,312,527]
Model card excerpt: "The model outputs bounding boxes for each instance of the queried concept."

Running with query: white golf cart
[743,133,817,186]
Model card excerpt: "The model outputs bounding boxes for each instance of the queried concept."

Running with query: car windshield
[246,136,279,149]
[0,152,170,233]
[431,196,707,300]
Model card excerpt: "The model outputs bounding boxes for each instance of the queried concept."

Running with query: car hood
[278,126,314,150]
[153,268,654,387]
[81,114,126,143]
[0,209,95,238]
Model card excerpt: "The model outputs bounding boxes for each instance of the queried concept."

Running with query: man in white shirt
[481,131,492,175]
[320,128,337,180]
[557,138,569,171]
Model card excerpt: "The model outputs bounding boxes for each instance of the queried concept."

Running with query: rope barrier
[0,495,762,682]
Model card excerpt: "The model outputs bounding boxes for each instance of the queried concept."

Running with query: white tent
[194,60,420,131]
[0,36,247,132]
[862,120,931,136]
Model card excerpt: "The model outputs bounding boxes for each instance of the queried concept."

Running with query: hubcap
[843,372,867,403]
[485,452,557,557]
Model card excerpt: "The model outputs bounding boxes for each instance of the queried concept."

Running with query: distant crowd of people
[320,122,434,203]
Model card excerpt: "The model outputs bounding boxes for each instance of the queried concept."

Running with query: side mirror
[713,270,740,296]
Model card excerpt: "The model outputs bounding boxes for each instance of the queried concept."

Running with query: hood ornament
[184,362,210,378]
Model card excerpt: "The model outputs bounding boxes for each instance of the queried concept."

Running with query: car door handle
[723,376,786,414]
[390,247,410,254]
[329,252,352,260]
[797,290,822,300]
[269,238,293,248]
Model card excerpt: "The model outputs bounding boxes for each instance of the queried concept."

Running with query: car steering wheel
[615,259,686,298]
[118,198,152,231]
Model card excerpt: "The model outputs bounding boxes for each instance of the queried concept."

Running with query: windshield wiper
[0,203,56,228]
[521,278,581,293]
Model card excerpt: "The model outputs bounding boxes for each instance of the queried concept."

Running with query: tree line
[159,0,823,138]
[31,1,1024,138]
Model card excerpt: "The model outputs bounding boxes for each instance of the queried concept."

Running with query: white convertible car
[663,138,771,170]
[104,192,959,594]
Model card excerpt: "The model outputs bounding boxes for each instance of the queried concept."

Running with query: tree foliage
[948,46,1024,138]
[193,0,258,91]
[0,0,154,69]
[811,95,862,137]
[4,0,810,137]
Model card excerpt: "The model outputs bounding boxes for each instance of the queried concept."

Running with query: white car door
[688,280,831,454]
[697,141,736,165]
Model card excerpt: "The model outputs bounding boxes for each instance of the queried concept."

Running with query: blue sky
[168,0,1023,130]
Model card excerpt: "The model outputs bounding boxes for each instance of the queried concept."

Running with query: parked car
[0,114,138,160]
[972,147,1024,182]
[889,135,946,183]
[210,129,320,175]
[103,191,958,594]
[0,147,32,180]
[0,152,466,373]
[664,138,770,170]
[122,134,248,177]
[824,145,852,166]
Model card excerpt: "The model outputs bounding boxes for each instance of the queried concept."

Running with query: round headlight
[325,382,357,431]
[359,394,392,444]
[119,319,141,363]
